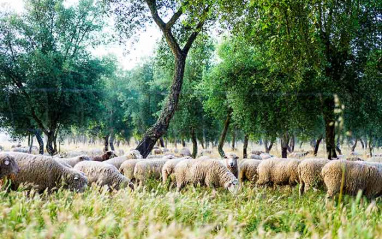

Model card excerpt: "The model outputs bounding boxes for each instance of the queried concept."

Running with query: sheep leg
[299,182,305,196]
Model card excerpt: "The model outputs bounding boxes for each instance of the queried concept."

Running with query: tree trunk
[322,96,337,159]
[351,139,358,152]
[243,134,249,159]
[136,54,186,158]
[33,130,44,155]
[280,133,290,158]
[368,135,373,156]
[264,139,274,153]
[109,132,115,151]
[288,135,295,153]
[231,129,236,151]
[314,136,323,156]
[46,131,56,155]
[103,134,110,152]
[159,138,165,147]
[181,139,186,147]
[29,134,34,154]
[218,109,232,158]
[335,137,342,155]
[360,138,365,149]
[200,138,205,149]
[191,128,197,159]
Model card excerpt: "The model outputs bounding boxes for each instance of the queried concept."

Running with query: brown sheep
[92,151,117,162]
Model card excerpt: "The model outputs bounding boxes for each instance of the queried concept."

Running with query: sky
[0,0,162,70]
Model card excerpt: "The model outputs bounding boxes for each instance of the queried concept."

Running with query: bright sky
[0,0,162,70]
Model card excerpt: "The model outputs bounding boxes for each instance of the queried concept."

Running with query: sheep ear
[4,160,9,165]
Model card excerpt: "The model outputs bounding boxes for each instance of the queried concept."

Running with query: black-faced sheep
[74,161,133,191]
[0,153,19,180]
[8,152,87,193]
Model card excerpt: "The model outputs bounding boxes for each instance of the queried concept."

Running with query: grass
[1,181,382,239]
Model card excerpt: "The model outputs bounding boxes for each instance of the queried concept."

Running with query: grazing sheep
[249,154,262,160]
[346,156,364,161]
[257,158,301,187]
[134,159,168,186]
[0,153,19,179]
[223,153,239,178]
[162,154,177,160]
[119,159,146,181]
[173,148,179,154]
[199,149,212,156]
[55,155,91,167]
[251,150,264,155]
[153,147,162,155]
[74,161,133,191]
[103,153,141,169]
[162,157,192,185]
[367,157,382,163]
[238,159,262,184]
[260,153,273,160]
[162,148,170,154]
[177,159,239,193]
[8,152,87,193]
[289,151,309,159]
[11,146,38,154]
[298,158,330,195]
[322,160,382,198]
[179,147,192,157]
[128,149,143,159]
[174,158,197,191]
[92,151,117,162]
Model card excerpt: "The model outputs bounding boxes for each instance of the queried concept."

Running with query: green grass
[1,181,382,238]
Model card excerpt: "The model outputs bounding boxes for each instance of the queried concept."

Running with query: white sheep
[133,159,168,186]
[55,155,91,167]
[238,159,262,184]
[297,158,330,195]
[162,157,192,185]
[74,161,133,191]
[179,147,192,157]
[257,158,301,187]
[176,159,239,193]
[103,152,141,169]
[260,153,273,160]
[322,160,382,198]
[8,152,87,193]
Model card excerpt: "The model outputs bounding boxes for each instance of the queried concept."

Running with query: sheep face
[225,179,239,194]
[225,154,238,169]
[63,171,88,192]
[0,154,19,178]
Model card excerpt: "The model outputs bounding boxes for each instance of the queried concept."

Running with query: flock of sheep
[1,146,382,199]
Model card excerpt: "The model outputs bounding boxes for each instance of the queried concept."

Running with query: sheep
[346,156,364,161]
[92,151,117,162]
[322,160,382,198]
[162,157,192,185]
[289,151,309,159]
[260,153,273,160]
[251,150,264,155]
[119,159,147,181]
[199,149,212,157]
[257,158,301,187]
[297,158,330,195]
[179,147,192,157]
[162,154,177,160]
[367,157,382,163]
[128,149,143,159]
[153,147,162,155]
[223,153,239,178]
[238,159,262,184]
[176,159,239,193]
[74,161,133,191]
[8,152,87,193]
[174,158,197,191]
[103,152,142,169]
[55,155,91,167]
[133,159,168,186]
[249,154,262,160]
[0,153,19,180]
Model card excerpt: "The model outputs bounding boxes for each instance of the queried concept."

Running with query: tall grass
[1,181,382,238]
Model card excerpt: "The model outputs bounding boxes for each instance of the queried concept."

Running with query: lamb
[92,151,117,162]
[8,152,87,193]
[322,160,382,198]
[133,159,168,186]
[0,153,19,179]
[162,157,192,185]
[74,161,133,191]
[55,155,91,167]
[223,153,239,178]
[176,159,239,193]
[257,158,301,187]
[297,158,330,195]
[238,159,262,184]
[179,147,192,157]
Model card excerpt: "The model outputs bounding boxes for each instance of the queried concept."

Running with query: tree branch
[165,5,184,29]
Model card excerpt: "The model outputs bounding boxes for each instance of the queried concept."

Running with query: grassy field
[1,180,382,239]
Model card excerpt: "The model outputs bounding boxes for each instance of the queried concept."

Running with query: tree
[0,0,108,155]
[110,0,213,157]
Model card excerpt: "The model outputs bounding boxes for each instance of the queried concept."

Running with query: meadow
[1,178,382,239]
